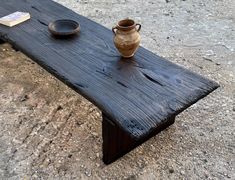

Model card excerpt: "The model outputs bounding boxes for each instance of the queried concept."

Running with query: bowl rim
[48,19,80,36]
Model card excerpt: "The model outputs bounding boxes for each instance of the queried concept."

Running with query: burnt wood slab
[0,39,5,44]
[0,0,219,164]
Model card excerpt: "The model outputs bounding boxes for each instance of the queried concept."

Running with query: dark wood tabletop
[0,0,219,140]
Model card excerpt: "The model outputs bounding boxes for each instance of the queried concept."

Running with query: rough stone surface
[0,0,234,179]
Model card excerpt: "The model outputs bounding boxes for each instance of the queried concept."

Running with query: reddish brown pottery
[112,19,141,58]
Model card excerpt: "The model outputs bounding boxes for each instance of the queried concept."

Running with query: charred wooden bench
[0,0,219,164]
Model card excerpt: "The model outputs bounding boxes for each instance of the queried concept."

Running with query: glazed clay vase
[112,19,141,58]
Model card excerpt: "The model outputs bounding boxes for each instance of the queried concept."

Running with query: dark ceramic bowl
[48,19,80,37]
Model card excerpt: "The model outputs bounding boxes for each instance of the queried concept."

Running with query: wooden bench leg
[102,113,137,164]
[102,113,175,164]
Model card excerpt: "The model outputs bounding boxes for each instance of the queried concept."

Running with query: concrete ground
[0,0,234,179]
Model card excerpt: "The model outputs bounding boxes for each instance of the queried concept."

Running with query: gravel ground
[0,0,235,179]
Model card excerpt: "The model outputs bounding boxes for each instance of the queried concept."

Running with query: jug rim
[117,19,136,31]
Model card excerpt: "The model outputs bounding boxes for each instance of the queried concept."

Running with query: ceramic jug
[112,19,141,58]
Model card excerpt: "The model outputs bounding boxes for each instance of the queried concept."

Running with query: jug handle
[135,23,141,32]
[112,26,118,34]
[136,24,141,32]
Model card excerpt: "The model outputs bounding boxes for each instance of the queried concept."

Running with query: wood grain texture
[0,0,219,140]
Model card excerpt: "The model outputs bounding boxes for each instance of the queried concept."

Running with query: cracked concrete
[0,0,235,179]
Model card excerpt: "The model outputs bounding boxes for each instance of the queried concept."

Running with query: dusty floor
[0,0,235,179]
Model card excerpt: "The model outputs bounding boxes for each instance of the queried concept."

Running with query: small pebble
[56,105,63,111]
[199,133,204,136]
[20,95,29,102]
[206,50,215,56]
[91,132,98,137]
[169,168,174,173]
[85,169,91,177]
